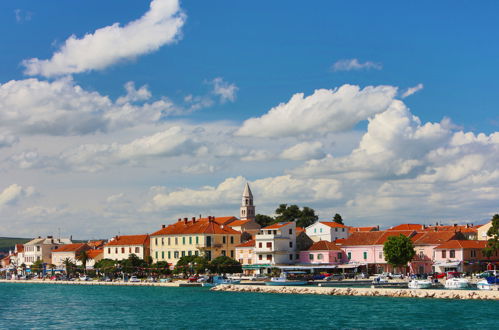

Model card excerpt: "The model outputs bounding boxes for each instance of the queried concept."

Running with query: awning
[242,264,272,269]
[278,265,339,270]
[434,261,461,267]
[337,263,366,269]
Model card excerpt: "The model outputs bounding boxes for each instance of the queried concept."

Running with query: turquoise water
[1,283,498,329]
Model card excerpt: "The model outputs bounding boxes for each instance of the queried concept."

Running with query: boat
[264,273,308,286]
[476,276,498,290]
[372,276,389,284]
[408,279,432,289]
[444,277,469,289]
[201,275,241,287]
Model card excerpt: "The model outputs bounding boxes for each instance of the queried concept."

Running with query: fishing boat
[408,279,432,289]
[265,273,308,286]
[444,277,469,289]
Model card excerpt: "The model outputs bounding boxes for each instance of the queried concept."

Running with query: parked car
[390,273,404,279]
[325,274,345,281]
[188,275,199,283]
[129,276,140,283]
[79,275,90,281]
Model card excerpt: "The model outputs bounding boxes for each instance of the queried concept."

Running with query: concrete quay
[211,284,499,300]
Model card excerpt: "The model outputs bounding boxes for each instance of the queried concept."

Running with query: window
[320,228,322,233]
[342,228,345,232]
[296,254,299,259]
[266,242,272,248]
[230,250,234,258]
[195,251,199,256]
[289,254,293,260]
[259,255,263,260]
[314,228,317,233]
[450,250,455,258]
[175,237,178,245]
[168,237,171,245]
[115,248,118,253]
[188,251,192,256]
[221,250,226,256]
[335,228,338,232]
[230,236,234,244]
[338,253,343,259]
[155,238,158,246]
[189,237,192,244]
[442,250,446,258]
[168,251,171,259]
[161,238,164,246]
[347,252,351,260]
[289,229,293,235]
[266,255,272,261]
[174,251,179,258]
[121,248,125,254]
[317,254,323,260]
[363,252,367,260]
[155,251,158,259]
[181,251,185,257]
[129,247,132,253]
[135,247,140,253]
[195,236,199,244]
[161,251,164,259]
[259,242,263,248]
[182,237,186,245]
[206,251,212,261]
[309,254,314,260]
[289,242,293,248]
[379,252,383,259]
[108,248,111,254]
[419,251,424,259]
[223,236,226,244]
[206,236,212,247]
[471,250,477,258]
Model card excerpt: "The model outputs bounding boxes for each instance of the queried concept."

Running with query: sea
[1,283,498,329]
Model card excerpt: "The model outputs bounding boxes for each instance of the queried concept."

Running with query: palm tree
[76,250,90,274]
[47,263,56,276]
[62,258,75,277]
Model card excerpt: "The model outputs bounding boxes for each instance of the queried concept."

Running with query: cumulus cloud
[332,59,382,72]
[0,77,176,136]
[0,184,35,208]
[23,0,185,77]
[116,81,152,104]
[236,84,397,138]
[280,141,325,161]
[401,83,424,98]
[210,77,238,103]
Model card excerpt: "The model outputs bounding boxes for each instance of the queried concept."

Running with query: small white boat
[476,279,494,290]
[372,276,389,284]
[265,273,308,286]
[444,277,469,289]
[408,279,432,289]
[201,276,241,287]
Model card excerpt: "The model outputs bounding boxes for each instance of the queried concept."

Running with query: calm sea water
[1,283,498,329]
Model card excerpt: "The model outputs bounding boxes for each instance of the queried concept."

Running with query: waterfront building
[433,240,499,273]
[477,221,493,241]
[305,222,349,242]
[422,224,478,240]
[23,236,72,266]
[51,243,90,269]
[150,217,241,265]
[254,222,298,266]
[299,240,347,265]
[86,249,104,269]
[103,235,150,261]
[235,239,256,273]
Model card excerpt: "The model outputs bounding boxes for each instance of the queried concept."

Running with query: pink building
[299,241,347,265]
[434,240,499,273]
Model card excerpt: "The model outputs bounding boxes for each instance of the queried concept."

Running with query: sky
[0,0,498,239]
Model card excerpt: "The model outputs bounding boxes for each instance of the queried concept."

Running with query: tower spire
[240,182,255,220]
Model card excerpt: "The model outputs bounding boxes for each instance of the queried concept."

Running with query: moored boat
[408,279,432,289]
[201,275,240,287]
[265,273,308,286]
[444,277,469,289]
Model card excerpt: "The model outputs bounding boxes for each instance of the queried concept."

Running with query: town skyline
[1,0,498,238]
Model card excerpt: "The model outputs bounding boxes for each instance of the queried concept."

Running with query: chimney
[184,217,188,224]
[162,225,166,229]
[178,218,182,222]
[192,217,196,224]
[453,224,457,227]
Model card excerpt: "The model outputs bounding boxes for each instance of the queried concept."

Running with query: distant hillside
[0,237,31,254]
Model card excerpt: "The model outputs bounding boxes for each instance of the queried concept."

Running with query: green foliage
[0,237,30,254]
[275,204,318,228]
[151,261,171,275]
[76,250,89,273]
[333,213,344,225]
[383,234,416,268]
[175,256,208,275]
[62,258,77,276]
[31,259,44,274]
[119,254,147,273]
[94,258,117,271]
[208,256,242,274]
[483,214,499,258]
[255,214,275,227]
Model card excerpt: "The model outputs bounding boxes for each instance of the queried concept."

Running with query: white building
[306,222,350,242]
[254,222,297,265]
[103,235,150,261]
[51,243,90,269]
[23,236,72,266]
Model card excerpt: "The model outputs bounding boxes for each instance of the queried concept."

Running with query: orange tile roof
[435,240,488,249]
[87,249,103,259]
[151,219,240,236]
[87,240,105,248]
[263,222,292,230]
[296,227,305,233]
[227,219,252,227]
[15,244,24,252]
[423,225,478,233]
[198,216,238,225]
[307,240,342,251]
[348,226,378,233]
[339,231,385,246]
[412,231,458,245]
[52,243,88,253]
[320,222,348,228]
[236,239,255,248]
[388,224,424,231]
[105,235,150,246]
[375,231,416,244]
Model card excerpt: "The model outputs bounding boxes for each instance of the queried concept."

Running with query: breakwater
[211,284,499,300]
[0,279,200,287]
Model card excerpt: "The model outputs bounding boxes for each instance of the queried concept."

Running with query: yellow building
[150,216,242,265]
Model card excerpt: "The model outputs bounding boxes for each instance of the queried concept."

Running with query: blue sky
[0,0,498,238]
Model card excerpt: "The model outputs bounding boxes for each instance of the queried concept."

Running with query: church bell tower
[240,183,255,220]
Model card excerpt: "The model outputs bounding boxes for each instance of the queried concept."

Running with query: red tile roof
[87,240,105,248]
[320,222,348,228]
[52,243,88,253]
[198,216,238,225]
[412,231,459,245]
[348,226,378,233]
[339,231,385,246]
[375,231,416,244]
[388,224,424,231]
[15,244,24,253]
[151,219,240,236]
[87,249,103,259]
[105,235,150,246]
[263,222,292,229]
[423,225,478,233]
[236,240,255,248]
[307,240,342,251]
[435,240,488,249]
[227,219,252,227]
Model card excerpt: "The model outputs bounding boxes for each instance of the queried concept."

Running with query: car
[390,273,404,279]
[188,275,199,283]
[129,276,140,283]
[79,275,91,281]
[146,276,157,283]
[325,274,345,281]
[478,271,497,278]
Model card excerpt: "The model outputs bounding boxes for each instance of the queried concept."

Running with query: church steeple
[240,183,255,220]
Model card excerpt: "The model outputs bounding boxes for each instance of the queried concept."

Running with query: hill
[0,237,31,254]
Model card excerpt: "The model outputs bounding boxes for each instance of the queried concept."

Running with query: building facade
[51,243,90,268]
[254,222,298,265]
[103,235,150,261]
[305,222,349,242]
[23,236,72,266]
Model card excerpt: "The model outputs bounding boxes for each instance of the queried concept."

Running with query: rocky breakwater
[211,284,499,300]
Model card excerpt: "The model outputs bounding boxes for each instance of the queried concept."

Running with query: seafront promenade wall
[211,284,499,300]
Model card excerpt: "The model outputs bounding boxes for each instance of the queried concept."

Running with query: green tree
[120,254,147,275]
[255,214,275,228]
[31,259,44,275]
[275,204,318,228]
[94,258,117,277]
[333,213,344,225]
[175,256,208,276]
[151,261,172,276]
[76,250,89,274]
[483,214,499,258]
[383,235,416,273]
[62,258,76,277]
[208,256,242,275]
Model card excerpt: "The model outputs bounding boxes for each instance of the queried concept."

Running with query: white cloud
[0,133,19,148]
[332,59,382,72]
[236,84,397,138]
[0,77,175,136]
[401,83,424,98]
[280,141,325,161]
[210,77,238,103]
[180,163,217,175]
[0,184,35,208]
[14,9,33,23]
[23,0,185,77]
[116,81,152,104]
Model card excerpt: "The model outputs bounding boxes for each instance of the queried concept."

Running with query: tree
[94,259,117,277]
[483,214,499,258]
[120,254,147,275]
[255,214,275,228]
[333,213,344,225]
[383,235,416,273]
[76,250,89,274]
[31,259,44,275]
[175,256,208,276]
[275,204,318,228]
[208,256,242,275]
[151,261,171,276]
[62,258,76,277]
